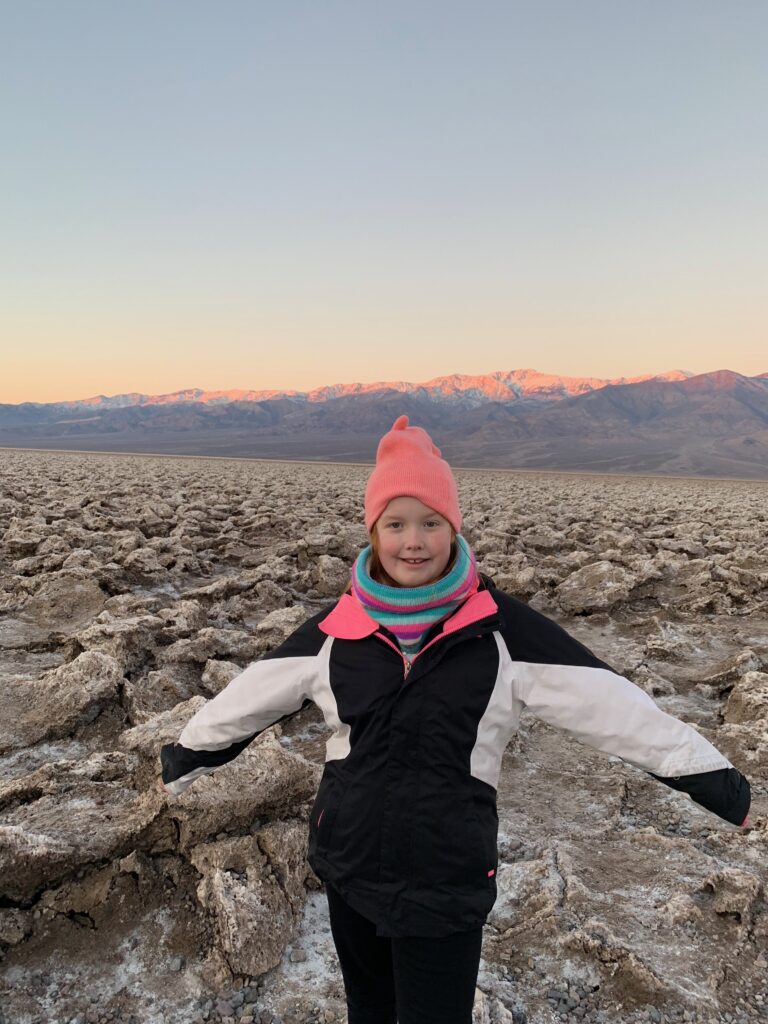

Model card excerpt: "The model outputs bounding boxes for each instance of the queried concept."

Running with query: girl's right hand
[741,814,751,827]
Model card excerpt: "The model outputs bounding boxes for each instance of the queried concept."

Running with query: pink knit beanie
[364,415,462,532]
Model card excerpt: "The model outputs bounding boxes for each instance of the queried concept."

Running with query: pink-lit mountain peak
[304,368,696,405]
[54,367,703,411]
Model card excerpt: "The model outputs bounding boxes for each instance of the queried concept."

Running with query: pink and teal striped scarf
[350,534,479,656]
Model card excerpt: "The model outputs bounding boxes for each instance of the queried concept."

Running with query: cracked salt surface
[1,450,767,1024]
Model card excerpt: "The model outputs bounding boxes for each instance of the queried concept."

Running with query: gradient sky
[2,1,766,403]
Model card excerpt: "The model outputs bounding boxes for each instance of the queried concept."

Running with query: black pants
[325,883,483,1024]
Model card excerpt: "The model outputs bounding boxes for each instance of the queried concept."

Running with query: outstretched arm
[513,656,750,825]
[160,612,331,795]
[498,594,751,826]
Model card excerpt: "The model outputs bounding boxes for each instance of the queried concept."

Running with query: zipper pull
[404,658,411,677]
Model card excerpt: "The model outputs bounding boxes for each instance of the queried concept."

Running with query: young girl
[161,415,751,1024]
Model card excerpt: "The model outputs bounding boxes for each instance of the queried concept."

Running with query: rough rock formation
[0,449,766,1024]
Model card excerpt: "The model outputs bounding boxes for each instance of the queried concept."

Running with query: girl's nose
[403,529,425,548]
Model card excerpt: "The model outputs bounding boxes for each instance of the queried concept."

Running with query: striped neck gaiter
[350,533,479,657]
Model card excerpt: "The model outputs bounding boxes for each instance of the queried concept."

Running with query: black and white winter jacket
[160,576,751,937]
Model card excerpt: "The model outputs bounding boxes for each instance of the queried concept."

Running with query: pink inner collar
[319,588,498,641]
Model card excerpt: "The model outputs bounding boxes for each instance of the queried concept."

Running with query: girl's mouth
[402,558,428,565]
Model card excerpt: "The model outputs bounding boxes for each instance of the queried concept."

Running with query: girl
[161,415,751,1024]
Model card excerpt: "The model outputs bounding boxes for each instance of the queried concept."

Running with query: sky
[2,1,766,403]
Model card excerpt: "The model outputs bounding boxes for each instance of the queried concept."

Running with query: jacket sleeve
[499,595,750,826]
[160,611,331,796]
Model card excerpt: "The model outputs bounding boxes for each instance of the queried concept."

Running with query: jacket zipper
[374,631,412,676]
[372,627,484,679]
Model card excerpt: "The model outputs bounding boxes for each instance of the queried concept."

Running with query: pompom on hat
[364,415,462,533]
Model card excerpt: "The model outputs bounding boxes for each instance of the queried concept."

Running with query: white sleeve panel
[469,632,524,789]
[178,643,328,751]
[512,660,733,777]
[308,636,351,762]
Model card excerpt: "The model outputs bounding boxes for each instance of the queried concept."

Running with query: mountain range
[2,367,768,479]
[14,367,694,411]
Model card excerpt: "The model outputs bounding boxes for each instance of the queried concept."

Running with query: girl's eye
[384,519,442,528]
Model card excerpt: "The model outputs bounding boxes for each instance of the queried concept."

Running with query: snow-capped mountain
[40,368,697,413]
[2,368,767,479]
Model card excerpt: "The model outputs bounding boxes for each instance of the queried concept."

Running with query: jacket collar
[319,586,499,641]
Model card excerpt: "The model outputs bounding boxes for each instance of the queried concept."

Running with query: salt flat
[0,449,766,1024]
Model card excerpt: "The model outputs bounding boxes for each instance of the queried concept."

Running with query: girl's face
[372,496,454,587]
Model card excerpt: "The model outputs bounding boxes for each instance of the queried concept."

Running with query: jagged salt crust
[0,449,766,1024]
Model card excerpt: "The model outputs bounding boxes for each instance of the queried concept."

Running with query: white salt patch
[0,738,88,780]
[257,890,343,1016]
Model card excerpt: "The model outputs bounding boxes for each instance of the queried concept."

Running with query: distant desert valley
[1,449,767,1024]
[3,367,768,479]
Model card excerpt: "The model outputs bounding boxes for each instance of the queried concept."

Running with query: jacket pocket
[470,788,499,884]
[309,767,349,858]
